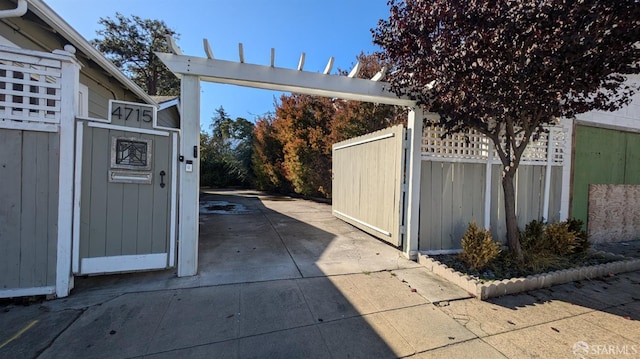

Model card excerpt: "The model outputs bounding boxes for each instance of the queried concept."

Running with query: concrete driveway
[1,190,638,358]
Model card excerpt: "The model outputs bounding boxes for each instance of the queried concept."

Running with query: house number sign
[108,100,156,124]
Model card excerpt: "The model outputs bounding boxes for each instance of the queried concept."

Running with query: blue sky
[45,0,393,129]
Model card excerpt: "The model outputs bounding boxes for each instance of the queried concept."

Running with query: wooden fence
[0,46,78,298]
[332,125,406,246]
[419,124,569,252]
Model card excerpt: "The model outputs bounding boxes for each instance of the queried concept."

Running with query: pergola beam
[203,38,214,59]
[155,52,415,106]
[371,66,387,82]
[270,48,275,67]
[348,61,361,78]
[238,43,245,63]
[323,57,334,75]
[166,36,182,55]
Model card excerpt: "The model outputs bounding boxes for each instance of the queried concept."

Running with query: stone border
[417,251,640,300]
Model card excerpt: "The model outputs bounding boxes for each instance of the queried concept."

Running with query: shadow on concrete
[1,190,477,358]
[483,240,640,322]
[192,189,413,357]
[487,270,640,321]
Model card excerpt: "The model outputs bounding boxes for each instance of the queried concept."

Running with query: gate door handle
[159,170,166,188]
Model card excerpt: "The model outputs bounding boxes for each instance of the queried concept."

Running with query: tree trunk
[502,168,523,261]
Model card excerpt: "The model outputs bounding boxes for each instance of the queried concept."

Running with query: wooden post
[484,139,493,229]
[542,130,553,220]
[404,108,424,259]
[178,75,201,277]
[559,118,573,220]
[55,48,80,298]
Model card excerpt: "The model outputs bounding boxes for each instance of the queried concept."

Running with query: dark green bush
[520,219,545,252]
[460,222,501,271]
[520,218,591,258]
[566,218,590,254]
[544,222,578,256]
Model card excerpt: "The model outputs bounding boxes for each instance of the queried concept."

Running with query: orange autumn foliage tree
[252,53,406,198]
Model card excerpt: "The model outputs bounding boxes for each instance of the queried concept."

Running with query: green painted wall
[572,125,640,225]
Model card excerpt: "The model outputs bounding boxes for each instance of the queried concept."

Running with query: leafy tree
[273,94,335,197]
[92,13,180,96]
[252,113,290,193]
[201,106,255,187]
[373,0,640,259]
[330,52,407,144]
[252,53,407,198]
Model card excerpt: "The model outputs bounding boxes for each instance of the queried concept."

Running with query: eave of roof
[26,0,157,107]
[151,95,180,111]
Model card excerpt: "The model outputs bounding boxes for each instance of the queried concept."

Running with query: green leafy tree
[252,113,290,193]
[201,106,255,187]
[373,0,640,259]
[92,13,180,96]
[274,94,335,197]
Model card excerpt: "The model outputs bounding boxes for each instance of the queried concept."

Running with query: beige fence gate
[332,125,406,246]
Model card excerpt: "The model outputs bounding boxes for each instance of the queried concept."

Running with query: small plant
[566,218,590,254]
[520,218,589,256]
[544,222,578,256]
[520,219,546,252]
[460,222,501,271]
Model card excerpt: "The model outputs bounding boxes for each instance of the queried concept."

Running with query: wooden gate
[73,101,178,275]
[332,125,406,246]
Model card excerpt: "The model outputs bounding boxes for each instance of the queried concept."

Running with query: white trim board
[0,286,56,299]
[72,121,84,273]
[88,122,170,136]
[0,121,58,132]
[169,132,178,267]
[333,210,392,237]
[80,254,168,274]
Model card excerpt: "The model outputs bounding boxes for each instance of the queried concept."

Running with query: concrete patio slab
[483,315,638,359]
[412,339,508,358]
[343,272,427,312]
[436,293,580,337]
[39,291,175,359]
[380,304,477,352]
[238,280,315,337]
[0,305,81,359]
[318,313,414,358]
[391,267,473,303]
[143,340,238,359]
[297,276,377,322]
[579,310,640,343]
[238,326,330,359]
[146,286,240,353]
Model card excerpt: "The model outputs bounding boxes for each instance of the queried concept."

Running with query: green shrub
[460,222,501,271]
[544,222,578,256]
[520,218,590,259]
[520,219,545,252]
[566,218,590,254]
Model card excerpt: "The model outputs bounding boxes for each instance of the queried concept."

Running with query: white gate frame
[156,39,425,276]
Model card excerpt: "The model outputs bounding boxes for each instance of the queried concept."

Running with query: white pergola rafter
[155,55,414,106]
[157,38,423,277]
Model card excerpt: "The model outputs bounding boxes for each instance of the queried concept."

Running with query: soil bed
[432,251,618,282]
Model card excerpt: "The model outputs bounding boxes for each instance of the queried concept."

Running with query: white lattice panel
[422,125,490,162]
[0,50,62,129]
[422,124,566,165]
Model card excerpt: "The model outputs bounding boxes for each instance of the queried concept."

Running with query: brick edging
[417,251,640,300]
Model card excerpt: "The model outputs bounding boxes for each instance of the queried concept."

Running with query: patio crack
[260,207,304,278]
